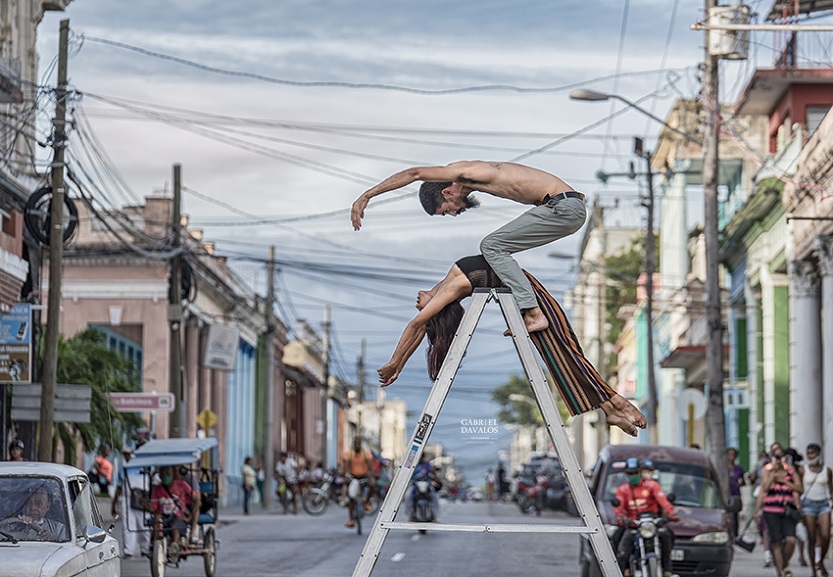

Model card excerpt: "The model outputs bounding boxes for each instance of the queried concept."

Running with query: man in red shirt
[614,458,680,577]
[150,465,194,560]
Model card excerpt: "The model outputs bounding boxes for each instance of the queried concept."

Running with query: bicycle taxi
[128,437,220,577]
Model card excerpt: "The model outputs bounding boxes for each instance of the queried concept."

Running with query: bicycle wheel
[203,528,216,577]
[150,538,167,577]
[303,489,329,515]
[354,499,363,535]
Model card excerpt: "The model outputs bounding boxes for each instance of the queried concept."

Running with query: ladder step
[380,521,598,534]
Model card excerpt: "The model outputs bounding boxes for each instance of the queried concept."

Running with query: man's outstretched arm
[351,163,480,230]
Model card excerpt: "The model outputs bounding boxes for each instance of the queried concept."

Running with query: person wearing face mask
[613,458,680,577]
[800,443,832,577]
[150,465,194,562]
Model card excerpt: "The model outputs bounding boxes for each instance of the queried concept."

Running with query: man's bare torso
[453,161,573,205]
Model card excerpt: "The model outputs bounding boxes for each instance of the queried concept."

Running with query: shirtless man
[351,161,586,333]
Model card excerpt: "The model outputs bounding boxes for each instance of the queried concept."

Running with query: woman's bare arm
[378,273,471,386]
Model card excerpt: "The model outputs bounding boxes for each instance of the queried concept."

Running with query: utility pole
[263,246,276,508]
[321,305,330,467]
[704,0,729,492]
[38,19,69,462]
[168,164,184,438]
[635,138,659,445]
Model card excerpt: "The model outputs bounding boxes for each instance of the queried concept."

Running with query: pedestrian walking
[241,456,256,515]
[754,446,804,577]
[728,447,747,538]
[92,446,113,496]
[111,445,150,558]
[484,468,496,502]
[800,443,832,577]
[255,456,265,505]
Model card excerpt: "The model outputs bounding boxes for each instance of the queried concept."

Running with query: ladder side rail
[496,291,623,577]
[352,290,491,577]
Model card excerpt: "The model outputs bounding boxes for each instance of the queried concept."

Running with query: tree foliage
[491,374,570,425]
[604,235,654,375]
[45,328,144,464]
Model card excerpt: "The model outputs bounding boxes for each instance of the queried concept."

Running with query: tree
[44,328,144,464]
[491,374,570,426]
[604,235,659,375]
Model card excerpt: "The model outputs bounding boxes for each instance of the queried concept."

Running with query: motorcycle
[621,513,672,577]
[518,470,571,515]
[410,478,436,534]
[302,469,341,515]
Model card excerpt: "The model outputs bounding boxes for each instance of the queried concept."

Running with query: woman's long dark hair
[425,301,465,380]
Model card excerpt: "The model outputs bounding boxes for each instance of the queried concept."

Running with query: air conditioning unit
[708,4,750,60]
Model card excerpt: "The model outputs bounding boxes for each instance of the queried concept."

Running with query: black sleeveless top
[455,255,505,289]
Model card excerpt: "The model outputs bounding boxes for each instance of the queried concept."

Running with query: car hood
[598,502,729,538]
[0,542,87,577]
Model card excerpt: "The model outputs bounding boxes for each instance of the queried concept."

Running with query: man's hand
[377,363,400,387]
[351,195,369,231]
[667,511,680,522]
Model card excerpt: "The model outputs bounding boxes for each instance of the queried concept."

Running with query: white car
[0,462,120,577]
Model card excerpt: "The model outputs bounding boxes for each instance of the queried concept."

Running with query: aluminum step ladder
[352,287,622,577]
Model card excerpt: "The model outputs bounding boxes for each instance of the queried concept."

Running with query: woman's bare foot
[609,394,646,429]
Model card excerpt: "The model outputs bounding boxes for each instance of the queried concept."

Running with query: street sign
[204,324,239,370]
[0,303,32,384]
[197,408,218,430]
[11,383,92,423]
[108,392,175,412]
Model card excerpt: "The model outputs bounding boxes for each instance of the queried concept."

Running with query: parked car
[0,462,120,577]
[579,444,739,577]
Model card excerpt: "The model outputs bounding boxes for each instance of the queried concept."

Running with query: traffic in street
[109,495,768,577]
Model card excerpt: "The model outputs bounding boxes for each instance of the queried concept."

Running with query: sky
[33,0,821,483]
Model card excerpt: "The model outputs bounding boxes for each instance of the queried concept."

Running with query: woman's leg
[818,512,831,576]
[807,515,819,577]
[784,535,797,571]
[772,537,785,576]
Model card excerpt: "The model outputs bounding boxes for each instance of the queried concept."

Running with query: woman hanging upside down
[378,255,646,437]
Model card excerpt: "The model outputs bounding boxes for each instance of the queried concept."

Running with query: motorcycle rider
[614,458,680,577]
[406,453,440,521]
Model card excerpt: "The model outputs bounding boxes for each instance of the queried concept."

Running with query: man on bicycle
[341,436,376,529]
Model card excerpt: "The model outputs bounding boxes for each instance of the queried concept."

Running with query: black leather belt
[540,191,585,205]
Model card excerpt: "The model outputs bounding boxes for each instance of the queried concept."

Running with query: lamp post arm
[609,94,703,146]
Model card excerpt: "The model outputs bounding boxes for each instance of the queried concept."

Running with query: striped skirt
[525,272,615,416]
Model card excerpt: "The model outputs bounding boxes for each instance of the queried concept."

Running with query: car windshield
[603,461,722,509]
[0,476,70,542]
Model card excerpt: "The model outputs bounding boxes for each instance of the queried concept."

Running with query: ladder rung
[380,521,598,534]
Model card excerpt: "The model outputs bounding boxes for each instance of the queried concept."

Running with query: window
[807,105,831,136]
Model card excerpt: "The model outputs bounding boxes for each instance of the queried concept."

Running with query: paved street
[103,496,792,577]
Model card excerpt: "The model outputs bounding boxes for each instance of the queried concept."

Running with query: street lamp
[569,89,703,146]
